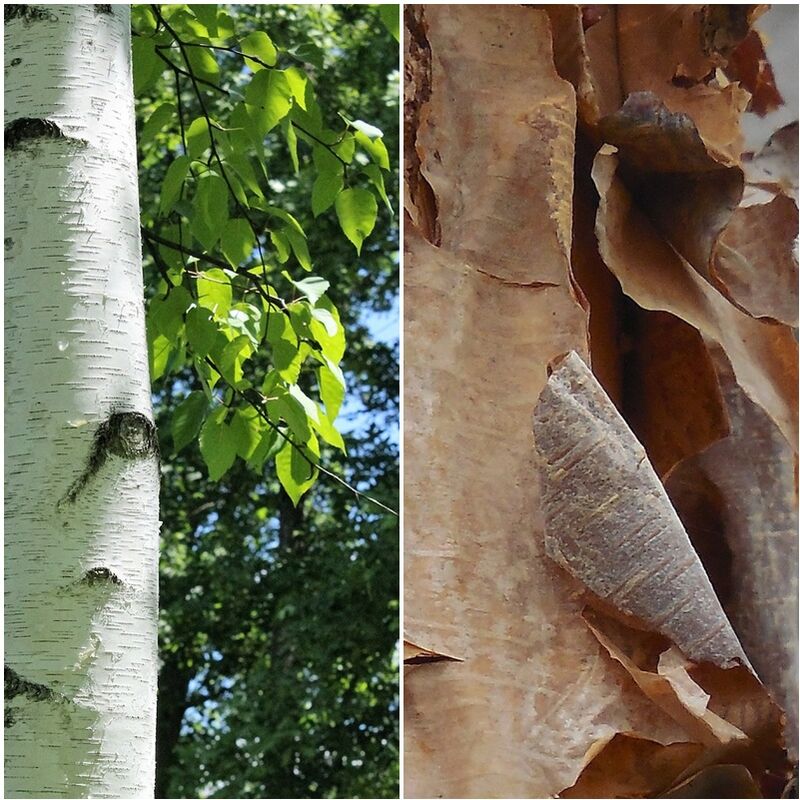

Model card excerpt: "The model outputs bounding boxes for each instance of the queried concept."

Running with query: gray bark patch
[59,411,159,507]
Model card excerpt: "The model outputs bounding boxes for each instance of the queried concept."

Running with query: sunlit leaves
[150,285,192,338]
[185,307,221,357]
[191,174,228,251]
[240,31,277,69]
[186,117,212,159]
[132,36,161,95]
[311,146,343,216]
[335,188,378,254]
[275,438,318,506]
[134,4,395,501]
[288,275,329,305]
[245,69,293,136]
[159,156,192,215]
[172,391,209,453]
[197,267,232,318]
[379,4,400,42]
[362,163,392,213]
[220,218,255,267]
[199,407,237,480]
[185,43,219,83]
[188,4,218,35]
[319,364,346,422]
[354,130,390,169]
[141,102,177,145]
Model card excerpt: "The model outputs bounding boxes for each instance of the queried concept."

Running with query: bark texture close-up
[5,5,159,797]
[403,5,797,798]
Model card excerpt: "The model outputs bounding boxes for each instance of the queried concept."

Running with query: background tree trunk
[5,5,159,796]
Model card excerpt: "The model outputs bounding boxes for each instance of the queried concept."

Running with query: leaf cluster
[133,3,393,504]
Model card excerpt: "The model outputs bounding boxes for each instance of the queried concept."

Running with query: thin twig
[140,227,287,312]
[205,357,398,516]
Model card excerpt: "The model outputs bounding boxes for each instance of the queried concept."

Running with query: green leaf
[318,363,345,421]
[229,406,263,460]
[265,313,304,382]
[186,42,219,82]
[132,36,162,96]
[313,407,346,453]
[284,67,308,109]
[355,130,390,169]
[149,285,192,338]
[186,117,212,160]
[172,391,209,453]
[276,341,308,384]
[311,146,343,216]
[147,318,172,381]
[332,132,356,164]
[309,297,345,363]
[159,156,192,215]
[186,306,221,357]
[288,384,320,425]
[197,267,232,318]
[218,335,253,387]
[259,204,305,235]
[246,427,279,471]
[141,102,176,146]
[283,118,299,174]
[132,6,157,35]
[267,394,310,443]
[275,439,317,506]
[228,303,265,345]
[334,188,378,254]
[379,5,400,42]
[310,307,338,336]
[240,31,277,69]
[191,174,229,251]
[223,170,249,208]
[199,407,237,480]
[288,275,329,305]
[225,153,264,198]
[362,163,393,213]
[283,226,311,271]
[292,41,325,70]
[220,218,255,267]
[287,303,313,340]
[189,5,218,36]
[245,69,293,136]
[270,229,291,263]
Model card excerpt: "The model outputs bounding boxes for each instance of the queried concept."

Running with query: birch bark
[5,5,159,797]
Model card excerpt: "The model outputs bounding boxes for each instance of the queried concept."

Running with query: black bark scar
[58,412,159,508]
[4,665,69,726]
[81,567,122,586]
[4,118,77,151]
[94,4,112,14]
[4,5,58,23]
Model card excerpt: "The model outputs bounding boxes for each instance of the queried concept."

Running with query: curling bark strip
[5,5,159,796]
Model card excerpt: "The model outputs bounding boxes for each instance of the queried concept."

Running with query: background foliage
[134,5,399,797]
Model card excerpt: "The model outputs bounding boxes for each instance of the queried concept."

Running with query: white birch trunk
[5,5,159,797]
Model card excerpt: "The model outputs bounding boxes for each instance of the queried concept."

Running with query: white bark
[5,6,159,797]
